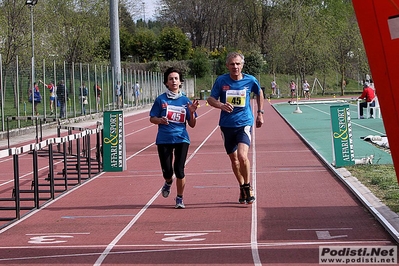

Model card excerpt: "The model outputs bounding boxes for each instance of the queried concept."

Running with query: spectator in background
[115,81,121,108]
[289,80,297,102]
[369,78,375,91]
[134,81,140,105]
[271,79,277,96]
[358,82,376,119]
[39,80,56,115]
[365,73,371,84]
[121,81,126,107]
[28,82,42,116]
[94,82,101,111]
[79,83,88,115]
[56,80,67,118]
[303,79,310,100]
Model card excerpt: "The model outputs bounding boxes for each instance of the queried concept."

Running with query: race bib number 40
[166,105,186,123]
[226,89,246,107]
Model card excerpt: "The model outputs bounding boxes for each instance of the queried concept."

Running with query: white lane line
[0,120,152,187]
[288,228,352,231]
[26,232,90,235]
[125,124,154,137]
[0,154,65,187]
[155,230,222,233]
[1,240,392,263]
[0,171,106,234]
[251,113,262,266]
[0,239,391,250]
[0,109,234,264]
[305,104,385,135]
[61,215,135,219]
[93,189,161,265]
[94,117,218,265]
[0,122,158,230]
[193,185,235,189]
[351,122,385,135]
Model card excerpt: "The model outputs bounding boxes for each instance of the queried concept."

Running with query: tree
[0,0,30,67]
[119,2,136,35]
[322,0,363,95]
[158,27,191,61]
[42,0,110,63]
[243,51,265,76]
[189,47,211,78]
[158,0,213,47]
[273,1,321,80]
[0,0,366,90]
[130,28,158,62]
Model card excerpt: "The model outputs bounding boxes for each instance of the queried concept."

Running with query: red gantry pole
[352,0,399,183]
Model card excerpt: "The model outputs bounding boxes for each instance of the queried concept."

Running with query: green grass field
[347,164,399,213]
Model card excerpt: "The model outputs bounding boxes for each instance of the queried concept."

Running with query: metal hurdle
[0,122,103,229]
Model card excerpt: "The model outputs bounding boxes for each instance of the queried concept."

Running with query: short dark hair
[163,67,184,85]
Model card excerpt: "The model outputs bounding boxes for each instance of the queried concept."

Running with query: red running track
[0,100,395,265]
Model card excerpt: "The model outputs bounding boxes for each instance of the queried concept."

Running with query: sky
[142,0,158,20]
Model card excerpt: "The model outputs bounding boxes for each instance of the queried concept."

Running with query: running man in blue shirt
[207,52,264,204]
[150,67,199,209]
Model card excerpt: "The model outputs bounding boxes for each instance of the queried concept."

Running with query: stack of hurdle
[0,117,103,229]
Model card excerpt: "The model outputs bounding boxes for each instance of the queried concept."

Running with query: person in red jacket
[358,82,376,119]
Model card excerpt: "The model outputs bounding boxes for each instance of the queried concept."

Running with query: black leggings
[157,143,189,180]
[359,101,374,116]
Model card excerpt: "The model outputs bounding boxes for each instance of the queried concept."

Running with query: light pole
[26,0,38,115]
[142,2,146,22]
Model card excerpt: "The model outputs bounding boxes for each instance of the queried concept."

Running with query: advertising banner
[103,110,126,171]
[330,105,355,167]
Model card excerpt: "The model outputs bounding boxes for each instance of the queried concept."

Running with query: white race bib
[226,89,246,107]
[166,105,186,123]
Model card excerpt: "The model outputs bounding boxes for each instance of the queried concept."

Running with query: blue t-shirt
[149,93,195,145]
[210,73,261,127]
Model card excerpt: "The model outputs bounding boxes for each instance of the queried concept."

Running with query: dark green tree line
[0,0,368,94]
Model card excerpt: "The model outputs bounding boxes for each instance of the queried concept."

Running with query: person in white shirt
[303,80,310,100]
[271,80,277,95]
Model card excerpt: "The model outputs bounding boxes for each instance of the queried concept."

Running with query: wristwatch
[257,110,264,114]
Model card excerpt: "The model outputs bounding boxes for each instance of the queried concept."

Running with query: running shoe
[243,184,255,204]
[175,196,185,209]
[161,182,171,198]
[239,186,246,204]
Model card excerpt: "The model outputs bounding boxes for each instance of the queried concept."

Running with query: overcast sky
[143,0,158,20]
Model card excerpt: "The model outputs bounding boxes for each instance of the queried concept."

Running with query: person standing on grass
[149,67,199,209]
[289,80,297,102]
[207,52,264,204]
[271,79,277,96]
[303,79,310,100]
